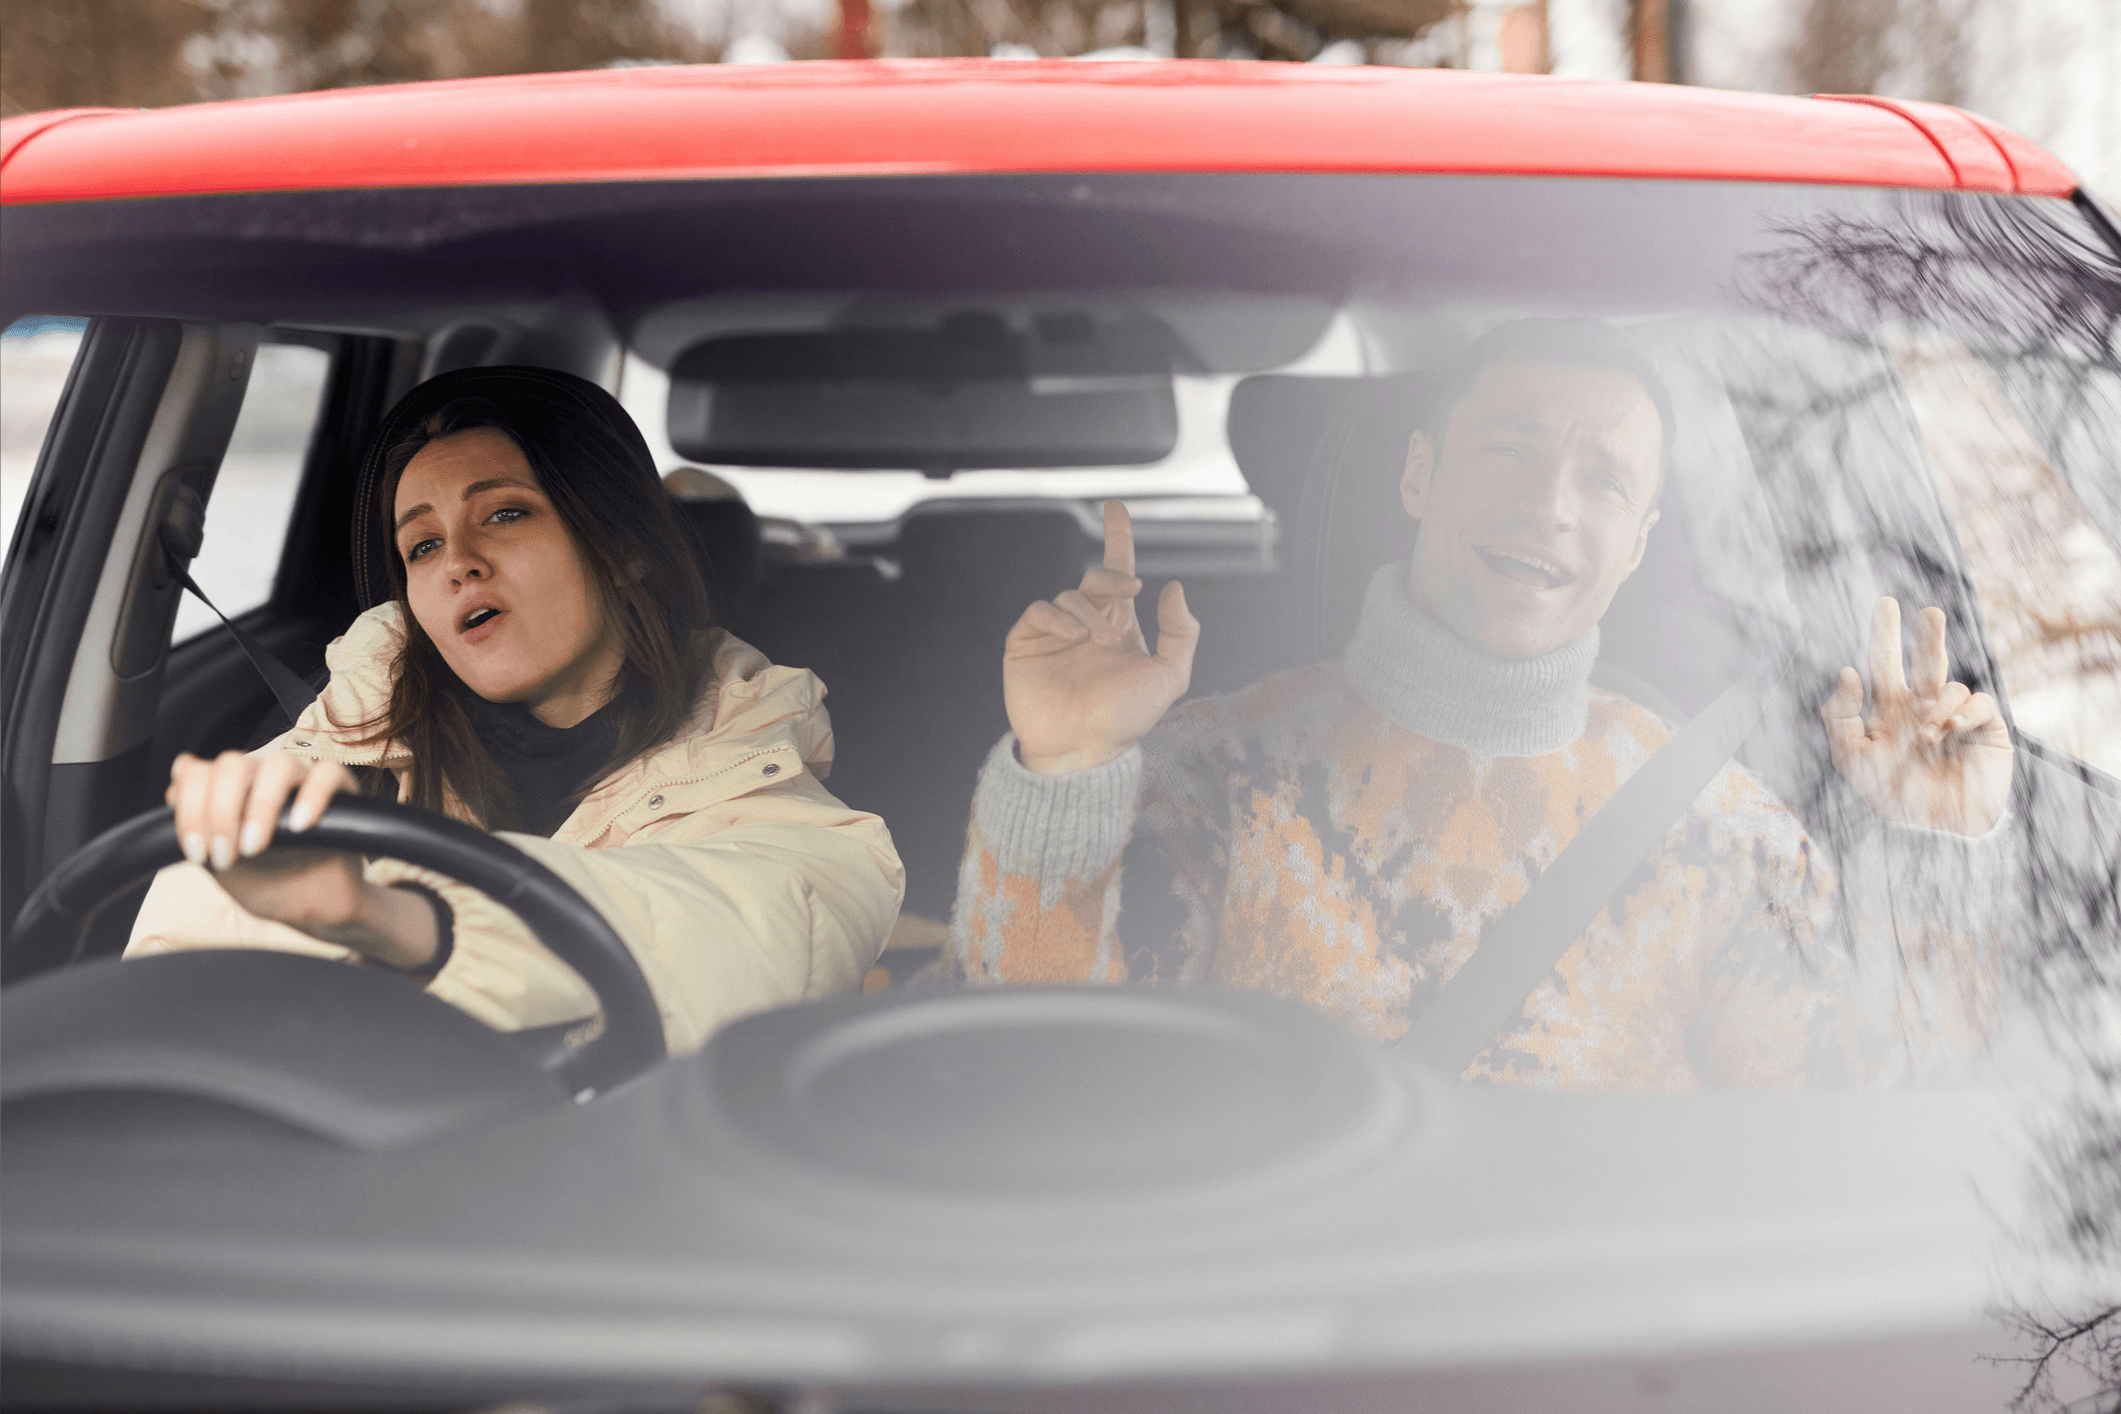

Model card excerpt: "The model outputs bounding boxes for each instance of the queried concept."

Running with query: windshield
[5,171,2119,1407]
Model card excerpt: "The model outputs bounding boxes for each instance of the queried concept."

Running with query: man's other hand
[1004,500,1201,777]
[1822,596,2013,837]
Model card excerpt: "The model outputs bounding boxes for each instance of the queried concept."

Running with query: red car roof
[0,59,2077,206]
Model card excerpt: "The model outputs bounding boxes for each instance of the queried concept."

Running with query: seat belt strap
[178,571,321,729]
[1396,649,1797,1074]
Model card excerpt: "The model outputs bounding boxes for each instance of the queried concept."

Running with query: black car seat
[1225,372,1430,679]
[824,502,1093,924]
[664,470,765,619]
[675,497,763,618]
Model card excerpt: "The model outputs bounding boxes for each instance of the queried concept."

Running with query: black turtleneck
[468,696,622,837]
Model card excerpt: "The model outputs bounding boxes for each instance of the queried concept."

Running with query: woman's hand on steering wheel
[168,752,442,973]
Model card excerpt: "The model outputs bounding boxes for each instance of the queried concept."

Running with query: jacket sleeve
[126,860,367,964]
[1682,773,2021,1089]
[383,769,903,1054]
[129,768,902,1056]
[947,702,1242,987]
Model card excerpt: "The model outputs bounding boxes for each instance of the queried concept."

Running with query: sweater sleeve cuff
[969,733,1143,883]
[1864,811,2023,944]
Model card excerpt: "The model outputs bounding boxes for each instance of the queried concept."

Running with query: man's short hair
[1425,317,1678,469]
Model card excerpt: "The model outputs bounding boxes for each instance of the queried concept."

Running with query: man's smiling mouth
[1475,547,1576,591]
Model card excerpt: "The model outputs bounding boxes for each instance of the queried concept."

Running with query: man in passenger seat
[944,318,2016,1089]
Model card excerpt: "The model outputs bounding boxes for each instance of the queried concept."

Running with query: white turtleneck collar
[1340,564,1599,758]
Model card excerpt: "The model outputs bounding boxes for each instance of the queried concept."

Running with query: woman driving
[126,366,904,1054]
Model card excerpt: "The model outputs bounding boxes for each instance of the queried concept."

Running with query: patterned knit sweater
[946,567,1987,1091]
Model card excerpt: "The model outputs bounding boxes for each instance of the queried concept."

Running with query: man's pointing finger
[1866,596,1909,706]
[1101,499,1136,579]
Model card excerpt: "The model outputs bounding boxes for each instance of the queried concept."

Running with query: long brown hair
[344,384,714,830]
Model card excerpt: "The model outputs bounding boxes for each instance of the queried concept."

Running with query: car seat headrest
[895,503,1090,602]
[1228,372,1443,652]
[1226,375,1370,521]
[665,470,764,615]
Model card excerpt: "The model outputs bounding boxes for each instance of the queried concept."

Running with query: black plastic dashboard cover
[0,983,2018,1408]
[1,950,564,1150]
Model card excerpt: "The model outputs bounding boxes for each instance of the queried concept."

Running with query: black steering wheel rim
[5,795,664,1097]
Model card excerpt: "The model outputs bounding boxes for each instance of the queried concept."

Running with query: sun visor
[666,311,1178,475]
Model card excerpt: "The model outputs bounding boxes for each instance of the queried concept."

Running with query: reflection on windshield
[1729,192,2121,1409]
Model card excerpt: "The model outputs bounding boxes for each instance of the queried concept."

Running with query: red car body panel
[1812,94,2021,191]
[0,60,2078,207]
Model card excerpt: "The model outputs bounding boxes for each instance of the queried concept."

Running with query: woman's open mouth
[459,606,503,635]
[1475,547,1575,591]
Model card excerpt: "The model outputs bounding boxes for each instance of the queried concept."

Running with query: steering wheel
[5,795,665,1105]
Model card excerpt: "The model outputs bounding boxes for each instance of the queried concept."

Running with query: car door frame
[150,330,411,770]
[1,318,257,975]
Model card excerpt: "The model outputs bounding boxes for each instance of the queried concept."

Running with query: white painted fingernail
[182,832,206,866]
[209,835,235,871]
[288,802,314,832]
[239,821,266,857]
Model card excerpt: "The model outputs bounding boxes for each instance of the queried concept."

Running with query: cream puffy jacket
[126,603,904,1054]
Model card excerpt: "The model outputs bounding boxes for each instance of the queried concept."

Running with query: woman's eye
[488,507,527,525]
[405,537,441,562]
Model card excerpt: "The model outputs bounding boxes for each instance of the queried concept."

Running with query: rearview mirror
[666,312,1179,475]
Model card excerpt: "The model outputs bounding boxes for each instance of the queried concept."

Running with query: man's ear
[1400,431,1435,520]
[1622,506,1661,577]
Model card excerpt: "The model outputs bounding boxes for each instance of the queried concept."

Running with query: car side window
[1897,336,2121,780]
[173,338,332,642]
[1,315,90,560]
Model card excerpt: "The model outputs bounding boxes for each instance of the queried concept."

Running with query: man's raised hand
[1821,596,2013,837]
[1004,499,1201,777]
